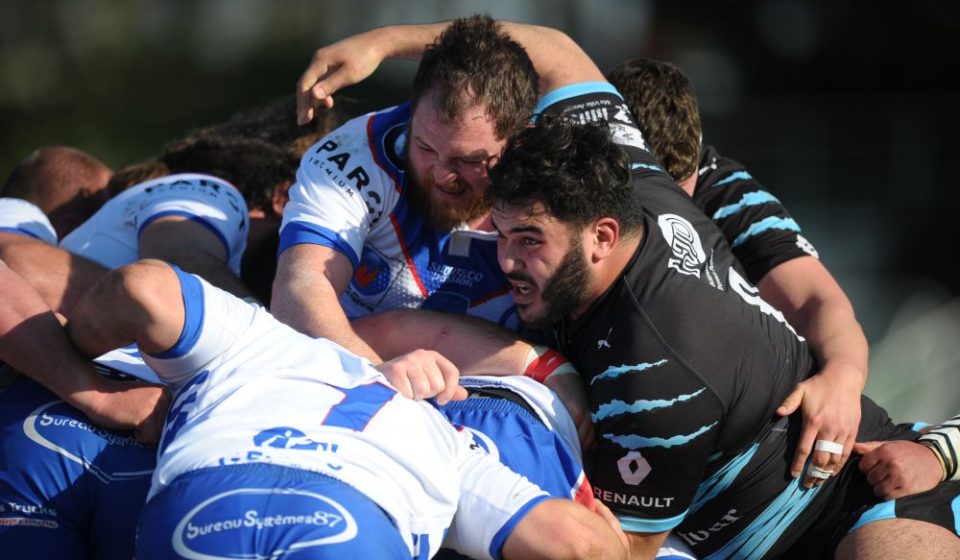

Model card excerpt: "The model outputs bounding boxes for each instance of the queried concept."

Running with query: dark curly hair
[411,14,538,140]
[606,58,701,183]
[487,116,643,234]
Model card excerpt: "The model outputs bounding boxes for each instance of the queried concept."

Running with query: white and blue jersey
[0,198,58,244]
[60,173,249,274]
[0,372,156,560]
[140,267,549,559]
[279,103,517,329]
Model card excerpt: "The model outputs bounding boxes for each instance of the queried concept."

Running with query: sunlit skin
[492,201,595,326]
[407,91,504,231]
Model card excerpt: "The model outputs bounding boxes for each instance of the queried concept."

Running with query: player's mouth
[435,179,468,197]
[509,279,536,305]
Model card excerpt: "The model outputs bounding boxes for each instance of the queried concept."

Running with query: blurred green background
[2,0,958,421]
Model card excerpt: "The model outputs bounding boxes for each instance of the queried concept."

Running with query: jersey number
[321,381,396,432]
[728,268,802,340]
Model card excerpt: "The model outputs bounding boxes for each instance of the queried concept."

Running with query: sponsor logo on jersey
[310,138,383,223]
[22,400,154,484]
[617,450,652,485]
[675,509,742,547]
[172,488,358,559]
[594,486,675,509]
[658,214,707,279]
[597,327,613,350]
[253,427,339,452]
[352,247,392,296]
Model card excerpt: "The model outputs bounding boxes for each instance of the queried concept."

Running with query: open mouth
[509,279,535,303]
[435,181,467,196]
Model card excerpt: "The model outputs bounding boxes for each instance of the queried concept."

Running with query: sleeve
[278,114,399,269]
[589,352,724,533]
[445,431,550,560]
[0,198,58,244]
[693,153,819,284]
[141,265,259,386]
[133,175,250,275]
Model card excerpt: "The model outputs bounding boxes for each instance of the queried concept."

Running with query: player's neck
[678,173,697,197]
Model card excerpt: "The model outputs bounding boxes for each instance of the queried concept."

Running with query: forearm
[353,309,531,374]
[271,255,381,362]
[373,20,602,91]
[791,293,868,388]
[758,260,868,387]
[0,261,112,410]
[0,235,108,315]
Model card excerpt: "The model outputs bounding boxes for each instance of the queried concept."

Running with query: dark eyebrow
[492,213,544,236]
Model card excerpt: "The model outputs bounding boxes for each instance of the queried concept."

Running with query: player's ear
[590,217,619,263]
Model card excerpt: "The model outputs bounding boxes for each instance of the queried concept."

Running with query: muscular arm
[353,308,531,373]
[759,256,868,481]
[0,233,108,315]
[0,259,167,440]
[139,216,254,300]
[503,499,628,560]
[297,19,605,123]
[271,244,381,362]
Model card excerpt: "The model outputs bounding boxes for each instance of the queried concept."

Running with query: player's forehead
[410,96,503,157]
[491,200,558,233]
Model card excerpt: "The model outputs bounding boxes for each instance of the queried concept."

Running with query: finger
[791,428,817,478]
[449,386,468,402]
[408,368,434,401]
[297,60,328,125]
[836,433,857,473]
[852,440,882,455]
[433,353,461,405]
[777,384,804,417]
[856,442,883,472]
[388,370,415,399]
[813,435,844,476]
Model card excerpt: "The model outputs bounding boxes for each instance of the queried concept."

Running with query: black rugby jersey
[693,145,819,284]
[539,82,936,559]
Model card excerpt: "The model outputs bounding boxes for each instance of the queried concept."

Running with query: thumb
[852,441,882,456]
[777,384,804,416]
[450,385,468,402]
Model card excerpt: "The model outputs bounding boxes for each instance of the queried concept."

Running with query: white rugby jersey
[0,198,58,244]
[144,269,548,558]
[279,103,518,330]
[61,173,249,274]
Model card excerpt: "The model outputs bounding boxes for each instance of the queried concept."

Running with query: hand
[85,381,170,446]
[777,361,862,488]
[594,500,630,554]
[375,349,467,404]
[544,371,596,452]
[854,440,944,500]
[297,30,387,124]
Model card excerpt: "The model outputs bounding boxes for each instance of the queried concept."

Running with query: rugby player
[607,58,868,485]
[65,259,630,559]
[486,113,960,558]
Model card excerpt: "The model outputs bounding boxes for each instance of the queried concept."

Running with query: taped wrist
[918,414,960,482]
[523,345,578,383]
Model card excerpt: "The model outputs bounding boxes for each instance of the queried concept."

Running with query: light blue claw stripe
[712,191,780,220]
[593,388,707,421]
[954,495,960,535]
[591,359,668,386]
[705,473,822,559]
[713,170,753,187]
[631,162,664,172]
[731,216,801,248]
[689,442,760,515]
[603,422,716,449]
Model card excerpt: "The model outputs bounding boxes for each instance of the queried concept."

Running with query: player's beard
[407,156,490,232]
[514,237,592,332]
